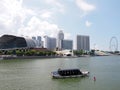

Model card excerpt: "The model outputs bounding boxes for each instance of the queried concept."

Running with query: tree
[79,50,83,55]
[16,50,23,56]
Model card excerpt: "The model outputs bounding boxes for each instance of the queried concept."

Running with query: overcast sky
[0,0,120,50]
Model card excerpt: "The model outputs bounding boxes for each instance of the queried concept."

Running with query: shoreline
[1,55,63,60]
[0,55,90,60]
[0,54,113,60]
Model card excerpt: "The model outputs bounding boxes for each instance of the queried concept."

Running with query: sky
[0,0,120,51]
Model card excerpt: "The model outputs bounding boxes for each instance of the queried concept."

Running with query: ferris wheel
[109,37,118,51]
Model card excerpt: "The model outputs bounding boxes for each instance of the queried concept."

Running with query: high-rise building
[37,36,41,41]
[32,37,36,41]
[32,36,43,48]
[57,30,64,50]
[32,36,37,47]
[44,36,56,50]
[76,35,90,51]
[61,40,73,50]
[36,36,42,48]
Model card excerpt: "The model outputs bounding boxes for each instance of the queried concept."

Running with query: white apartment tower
[76,35,90,51]
[57,30,64,50]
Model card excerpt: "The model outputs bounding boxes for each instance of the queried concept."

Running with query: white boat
[51,68,89,79]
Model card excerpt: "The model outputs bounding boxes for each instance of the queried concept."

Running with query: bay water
[0,56,120,90]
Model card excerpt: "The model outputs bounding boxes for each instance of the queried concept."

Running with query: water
[0,56,120,90]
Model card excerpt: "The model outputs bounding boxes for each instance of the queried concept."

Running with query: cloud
[18,16,60,37]
[18,16,71,39]
[75,0,95,14]
[40,10,53,19]
[85,20,92,27]
[0,0,72,40]
[41,11,52,19]
[0,0,64,38]
[0,0,35,34]
[44,0,65,13]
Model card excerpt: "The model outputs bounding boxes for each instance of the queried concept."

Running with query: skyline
[0,0,120,51]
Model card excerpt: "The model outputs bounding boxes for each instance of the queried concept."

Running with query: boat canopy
[58,69,83,76]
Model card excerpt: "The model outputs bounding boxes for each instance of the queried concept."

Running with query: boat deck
[51,69,89,79]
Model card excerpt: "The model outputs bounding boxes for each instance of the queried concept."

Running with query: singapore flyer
[109,37,118,52]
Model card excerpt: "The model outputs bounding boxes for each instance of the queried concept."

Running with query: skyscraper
[61,39,73,50]
[57,30,64,50]
[32,37,36,41]
[76,35,90,51]
[32,36,37,47]
[37,36,42,48]
[32,36,43,48]
[44,36,56,50]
